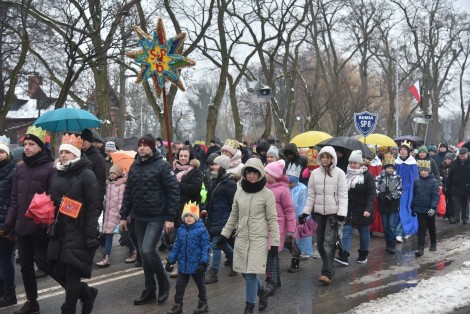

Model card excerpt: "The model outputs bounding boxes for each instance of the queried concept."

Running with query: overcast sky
[456,0,470,12]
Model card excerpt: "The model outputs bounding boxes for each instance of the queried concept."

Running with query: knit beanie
[348,150,363,164]
[24,125,46,148]
[439,143,448,149]
[213,155,230,170]
[418,146,428,154]
[0,136,10,155]
[138,133,156,151]
[288,175,299,184]
[110,164,124,177]
[265,160,286,179]
[59,134,83,158]
[445,153,455,160]
[221,143,237,157]
[105,141,117,152]
[428,145,437,153]
[266,146,279,160]
[181,201,199,221]
[81,129,94,143]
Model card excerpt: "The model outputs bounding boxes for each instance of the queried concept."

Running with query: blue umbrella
[33,108,101,132]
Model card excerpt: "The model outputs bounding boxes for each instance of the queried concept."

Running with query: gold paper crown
[182,201,200,219]
[417,159,431,170]
[383,153,395,166]
[25,125,47,143]
[400,140,412,150]
[61,134,83,150]
[224,139,240,150]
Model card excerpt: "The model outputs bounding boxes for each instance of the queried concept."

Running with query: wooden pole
[161,81,173,164]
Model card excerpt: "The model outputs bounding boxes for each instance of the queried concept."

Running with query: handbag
[293,217,317,239]
[437,186,446,217]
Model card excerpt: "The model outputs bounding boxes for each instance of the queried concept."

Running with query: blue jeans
[395,215,404,237]
[210,235,233,270]
[341,224,370,252]
[121,229,136,253]
[381,213,398,243]
[135,220,168,290]
[0,237,15,289]
[242,273,263,304]
[104,234,114,256]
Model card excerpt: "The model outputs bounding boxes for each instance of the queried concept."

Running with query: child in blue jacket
[411,161,440,257]
[165,202,211,314]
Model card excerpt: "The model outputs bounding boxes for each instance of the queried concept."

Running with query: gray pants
[313,214,339,277]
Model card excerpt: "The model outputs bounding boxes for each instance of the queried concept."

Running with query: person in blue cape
[394,141,419,239]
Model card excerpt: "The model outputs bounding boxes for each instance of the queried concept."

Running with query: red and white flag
[409,80,420,103]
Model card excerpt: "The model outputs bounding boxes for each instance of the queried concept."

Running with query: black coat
[120,151,180,222]
[48,157,101,278]
[346,170,376,226]
[83,146,107,202]
[411,174,440,214]
[205,173,237,236]
[283,143,308,185]
[446,157,470,197]
[6,150,55,235]
[0,159,16,223]
[439,162,452,194]
[432,151,447,169]
[376,170,402,214]
[175,159,203,223]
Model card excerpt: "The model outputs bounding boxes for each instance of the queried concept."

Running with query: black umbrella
[317,137,374,159]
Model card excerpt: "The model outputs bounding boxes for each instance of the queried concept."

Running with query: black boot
[287,258,300,273]
[14,300,40,314]
[0,288,17,308]
[167,303,183,314]
[133,289,156,305]
[80,283,98,314]
[356,250,369,263]
[334,251,349,266]
[157,279,170,304]
[264,282,277,296]
[388,241,396,254]
[258,287,269,312]
[194,300,209,314]
[415,247,424,257]
[244,302,255,314]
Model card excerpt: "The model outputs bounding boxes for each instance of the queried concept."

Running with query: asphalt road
[1,218,469,314]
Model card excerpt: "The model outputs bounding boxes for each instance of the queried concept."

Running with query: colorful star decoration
[126,17,196,97]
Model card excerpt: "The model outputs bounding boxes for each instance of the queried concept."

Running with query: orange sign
[59,196,82,219]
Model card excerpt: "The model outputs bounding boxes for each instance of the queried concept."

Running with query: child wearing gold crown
[411,161,439,257]
[165,202,210,314]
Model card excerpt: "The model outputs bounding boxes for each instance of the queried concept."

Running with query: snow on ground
[349,261,470,314]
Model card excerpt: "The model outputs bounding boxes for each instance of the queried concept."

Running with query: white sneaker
[404,235,412,240]
[300,254,311,260]
[396,235,404,243]
[312,252,321,259]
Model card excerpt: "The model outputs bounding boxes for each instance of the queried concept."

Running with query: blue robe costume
[289,182,312,255]
[395,155,419,235]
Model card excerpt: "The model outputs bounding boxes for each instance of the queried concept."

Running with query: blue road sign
[354,111,378,137]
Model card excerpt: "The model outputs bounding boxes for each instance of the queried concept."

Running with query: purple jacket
[5,151,55,236]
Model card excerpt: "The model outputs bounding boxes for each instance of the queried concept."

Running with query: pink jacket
[103,176,127,234]
[266,175,296,251]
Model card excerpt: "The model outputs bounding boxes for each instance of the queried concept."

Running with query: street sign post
[354,111,378,140]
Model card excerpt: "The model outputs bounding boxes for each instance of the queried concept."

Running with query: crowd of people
[0,129,467,314]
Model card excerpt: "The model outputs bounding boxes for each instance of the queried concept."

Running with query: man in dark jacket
[81,129,106,209]
[283,143,308,185]
[207,139,220,156]
[446,147,470,224]
[119,134,180,306]
[4,126,55,314]
[432,143,448,167]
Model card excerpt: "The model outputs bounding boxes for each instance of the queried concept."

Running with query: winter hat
[348,150,363,164]
[265,159,286,179]
[0,136,10,155]
[24,125,46,148]
[439,142,448,149]
[80,128,94,143]
[59,133,83,158]
[221,139,239,157]
[213,155,230,170]
[138,133,156,151]
[445,153,455,160]
[105,141,117,152]
[288,175,299,184]
[418,146,428,154]
[428,145,437,153]
[184,140,191,146]
[390,146,398,152]
[459,147,468,154]
[181,201,199,221]
[266,146,279,160]
[11,147,24,162]
[417,159,431,171]
[110,164,124,177]
[206,152,219,166]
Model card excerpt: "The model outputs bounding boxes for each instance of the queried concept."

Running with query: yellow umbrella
[359,133,396,147]
[290,131,332,147]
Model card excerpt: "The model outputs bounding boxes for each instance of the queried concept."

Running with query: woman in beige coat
[299,146,348,285]
[218,158,280,314]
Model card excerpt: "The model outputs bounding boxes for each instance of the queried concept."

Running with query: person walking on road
[48,133,101,314]
[119,134,180,306]
[299,146,348,285]
[217,158,279,313]
[446,147,470,224]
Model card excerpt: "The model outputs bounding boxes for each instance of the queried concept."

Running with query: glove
[201,210,208,219]
[85,237,100,250]
[336,215,345,222]
[269,246,278,257]
[428,209,436,217]
[216,235,228,249]
[298,213,309,224]
[195,262,208,273]
[165,259,174,272]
